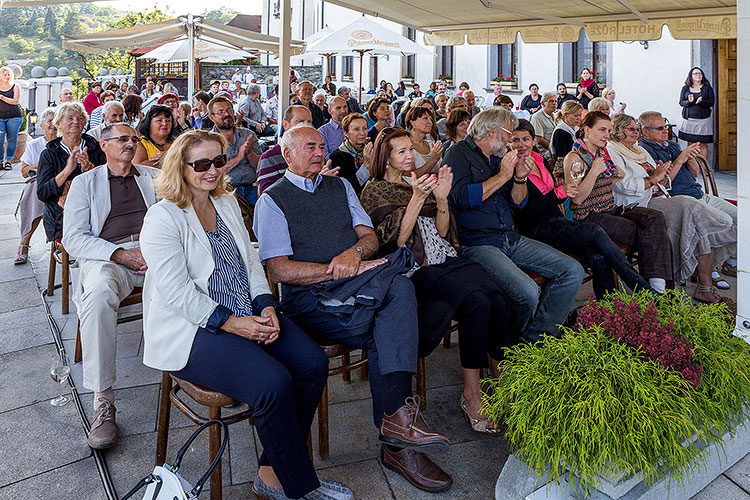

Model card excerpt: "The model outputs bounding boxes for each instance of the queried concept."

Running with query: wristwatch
[353,245,365,258]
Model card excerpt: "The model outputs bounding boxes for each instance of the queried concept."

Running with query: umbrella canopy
[139,37,257,63]
[305,16,433,56]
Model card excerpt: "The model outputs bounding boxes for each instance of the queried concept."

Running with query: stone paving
[0,164,748,500]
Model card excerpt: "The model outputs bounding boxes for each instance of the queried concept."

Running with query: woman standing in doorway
[678,67,714,161]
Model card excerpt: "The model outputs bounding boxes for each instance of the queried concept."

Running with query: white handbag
[121,420,228,500]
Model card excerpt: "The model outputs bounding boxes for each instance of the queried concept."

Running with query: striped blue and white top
[204,213,254,317]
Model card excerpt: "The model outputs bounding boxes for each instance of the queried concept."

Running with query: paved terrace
[0,166,748,500]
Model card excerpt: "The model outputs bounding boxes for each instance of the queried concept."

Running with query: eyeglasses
[643,125,667,131]
[211,108,233,117]
[500,127,513,135]
[187,154,228,172]
[102,135,139,143]
[624,127,639,133]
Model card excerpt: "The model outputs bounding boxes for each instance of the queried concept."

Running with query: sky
[96,0,263,16]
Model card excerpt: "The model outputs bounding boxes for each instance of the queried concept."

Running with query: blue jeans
[234,184,259,206]
[0,116,23,162]
[463,235,585,342]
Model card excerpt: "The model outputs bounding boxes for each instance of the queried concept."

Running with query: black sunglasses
[187,154,228,172]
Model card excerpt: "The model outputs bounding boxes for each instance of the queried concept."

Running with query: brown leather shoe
[87,398,118,450]
[381,445,452,492]
[379,396,450,453]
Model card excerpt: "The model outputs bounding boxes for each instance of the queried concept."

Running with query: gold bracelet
[437,208,448,214]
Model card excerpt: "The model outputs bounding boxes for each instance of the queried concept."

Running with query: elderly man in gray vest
[253,124,453,493]
[62,123,159,451]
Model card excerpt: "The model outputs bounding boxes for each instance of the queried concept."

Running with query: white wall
[518,41,559,97]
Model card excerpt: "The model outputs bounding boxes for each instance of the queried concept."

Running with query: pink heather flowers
[576,297,703,387]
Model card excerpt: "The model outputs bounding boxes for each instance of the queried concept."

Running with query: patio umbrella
[305,15,433,103]
[292,26,336,75]
[139,37,257,63]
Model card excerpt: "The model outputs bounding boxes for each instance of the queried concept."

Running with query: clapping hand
[499,149,518,184]
[362,142,374,168]
[432,165,453,201]
[563,182,578,197]
[687,94,695,103]
[514,155,534,180]
[430,140,443,158]
[590,156,608,176]
[320,159,340,176]
[410,172,438,201]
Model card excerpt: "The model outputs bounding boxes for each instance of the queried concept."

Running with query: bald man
[318,96,349,161]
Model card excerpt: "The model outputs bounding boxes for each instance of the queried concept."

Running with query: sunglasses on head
[187,154,228,172]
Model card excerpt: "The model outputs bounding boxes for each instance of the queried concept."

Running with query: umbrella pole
[187,14,195,99]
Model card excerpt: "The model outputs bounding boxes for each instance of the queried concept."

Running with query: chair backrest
[234,193,257,242]
[694,154,719,197]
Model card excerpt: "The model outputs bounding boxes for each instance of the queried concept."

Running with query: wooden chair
[695,154,719,197]
[47,242,72,315]
[156,373,255,500]
[73,287,143,363]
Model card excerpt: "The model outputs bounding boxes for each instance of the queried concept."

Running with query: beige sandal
[460,395,499,434]
[693,284,720,304]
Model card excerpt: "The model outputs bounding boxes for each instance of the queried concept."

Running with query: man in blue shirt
[318,96,348,161]
[445,108,584,342]
[638,111,737,275]
[254,124,453,493]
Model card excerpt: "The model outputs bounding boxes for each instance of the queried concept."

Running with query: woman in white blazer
[140,130,353,500]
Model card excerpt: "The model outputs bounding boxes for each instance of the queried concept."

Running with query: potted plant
[489,74,517,90]
[576,70,606,89]
[342,72,353,81]
[487,290,750,498]
[438,73,453,85]
[402,74,414,84]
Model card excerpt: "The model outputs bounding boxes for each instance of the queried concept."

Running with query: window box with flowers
[401,74,414,85]
[437,74,453,86]
[342,72,354,82]
[489,74,517,90]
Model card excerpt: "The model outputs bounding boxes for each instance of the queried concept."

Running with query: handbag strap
[120,473,160,500]
[173,419,229,498]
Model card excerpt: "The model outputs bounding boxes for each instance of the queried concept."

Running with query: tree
[44,7,59,39]
[113,7,170,29]
[62,9,85,36]
[8,34,34,55]
[201,9,238,24]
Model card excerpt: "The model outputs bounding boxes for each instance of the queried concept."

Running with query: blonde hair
[0,66,15,85]
[154,130,233,209]
[610,113,636,142]
[53,102,88,129]
[602,87,615,99]
[554,100,583,124]
[588,97,610,112]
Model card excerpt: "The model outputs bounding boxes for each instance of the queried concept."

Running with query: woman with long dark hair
[678,66,714,161]
[133,104,176,168]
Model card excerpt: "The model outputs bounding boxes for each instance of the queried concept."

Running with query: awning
[62,17,305,56]
[317,0,737,44]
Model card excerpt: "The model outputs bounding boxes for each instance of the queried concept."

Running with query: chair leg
[47,243,56,297]
[61,248,70,315]
[341,352,351,383]
[443,331,452,348]
[317,381,329,460]
[416,357,426,410]
[155,372,172,467]
[209,405,222,500]
[74,321,82,364]
[306,433,313,463]
[360,350,369,381]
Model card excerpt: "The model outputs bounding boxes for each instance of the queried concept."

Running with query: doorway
[716,39,737,171]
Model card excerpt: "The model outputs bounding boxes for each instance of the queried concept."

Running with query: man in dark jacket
[254,124,453,494]
[337,85,364,114]
[37,102,106,242]
[297,80,327,129]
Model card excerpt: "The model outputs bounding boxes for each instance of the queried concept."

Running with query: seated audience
[240,84,277,137]
[62,122,159,450]
[140,130,351,500]
[564,111,672,293]
[191,91,214,130]
[133,105,175,168]
[329,113,372,193]
[510,119,650,298]
[254,124,452,493]
[464,90,481,118]
[59,87,74,103]
[442,109,471,154]
[140,80,157,100]
[396,97,432,128]
[360,127,518,433]
[209,95,264,206]
[550,100,583,159]
[366,97,392,143]
[88,90,116,130]
[319,96,348,161]
[157,92,190,136]
[83,81,103,115]
[298,80,327,128]
[395,81,406,97]
[434,93,449,120]
[15,107,56,264]
[493,94,514,110]
[556,83,576,109]
[406,106,442,176]
[587,97,611,115]
[87,100,124,141]
[528,92,557,160]
[338,85,364,114]
[408,83,423,99]
[322,75,336,96]
[445,107,584,342]
[436,80,453,98]
[637,111,738,280]
[456,81,469,96]
[520,83,541,114]
[437,96,468,139]
[37,102,106,242]
[426,81,437,98]
[265,87,279,125]
[602,87,626,116]
[257,105,314,195]
[122,94,143,131]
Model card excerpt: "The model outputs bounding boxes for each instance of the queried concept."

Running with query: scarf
[579,78,595,89]
[524,152,567,199]
[338,139,364,166]
[571,139,616,177]
[359,179,460,266]
[606,140,653,169]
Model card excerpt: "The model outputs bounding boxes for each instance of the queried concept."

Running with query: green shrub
[484,290,750,497]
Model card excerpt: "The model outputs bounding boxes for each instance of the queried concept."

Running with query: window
[403,28,416,77]
[436,46,454,79]
[560,30,607,83]
[343,56,354,79]
[489,40,518,82]
[329,55,336,77]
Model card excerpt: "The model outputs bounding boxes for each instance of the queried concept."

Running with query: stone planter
[439,78,453,86]
[401,77,414,85]
[495,415,750,500]
[490,81,518,91]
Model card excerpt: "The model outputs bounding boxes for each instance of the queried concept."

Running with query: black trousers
[172,314,327,499]
[530,217,650,298]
